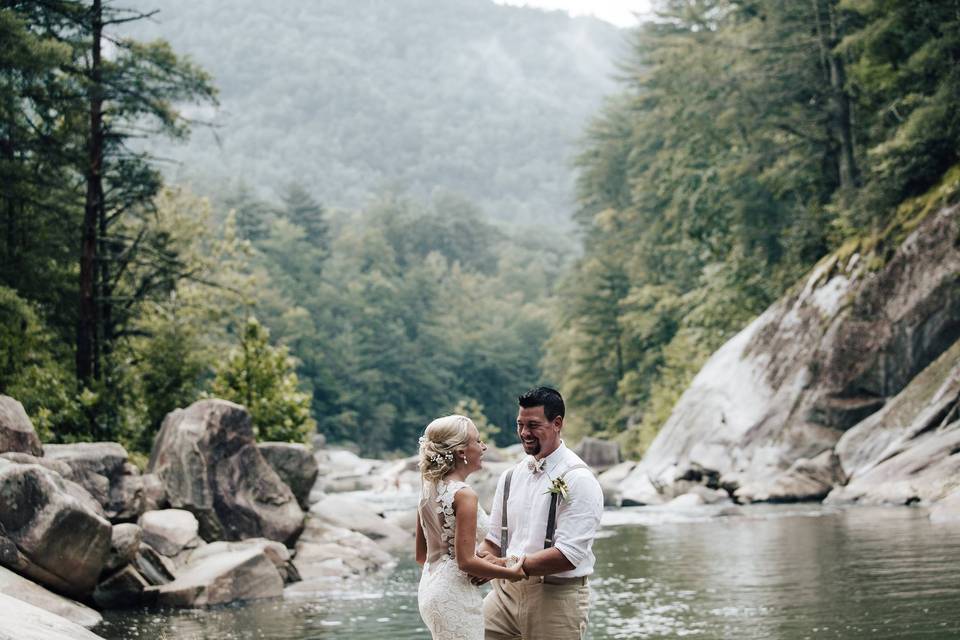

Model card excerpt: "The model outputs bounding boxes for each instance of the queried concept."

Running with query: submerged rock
[0,592,105,639]
[0,395,42,457]
[147,399,304,544]
[620,203,960,503]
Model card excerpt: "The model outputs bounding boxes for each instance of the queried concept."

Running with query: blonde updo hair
[418,414,474,483]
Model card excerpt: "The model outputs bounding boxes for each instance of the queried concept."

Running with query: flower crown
[419,435,455,467]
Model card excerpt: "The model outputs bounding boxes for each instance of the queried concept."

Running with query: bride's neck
[445,469,468,482]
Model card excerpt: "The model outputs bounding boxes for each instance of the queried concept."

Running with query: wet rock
[258,442,319,509]
[0,395,42,456]
[138,509,201,557]
[574,437,621,472]
[0,460,111,597]
[0,566,102,629]
[93,565,150,609]
[736,450,846,503]
[104,524,142,573]
[309,495,410,551]
[151,545,284,607]
[147,399,304,544]
[0,592,106,639]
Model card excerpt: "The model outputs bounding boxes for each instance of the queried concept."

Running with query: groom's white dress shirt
[485,441,603,578]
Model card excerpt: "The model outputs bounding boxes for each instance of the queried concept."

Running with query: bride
[416,415,525,640]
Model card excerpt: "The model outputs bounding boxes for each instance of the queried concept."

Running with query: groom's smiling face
[516,405,562,459]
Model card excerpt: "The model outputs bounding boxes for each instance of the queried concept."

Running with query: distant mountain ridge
[121,0,625,224]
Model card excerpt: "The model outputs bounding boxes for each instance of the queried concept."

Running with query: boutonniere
[545,475,570,501]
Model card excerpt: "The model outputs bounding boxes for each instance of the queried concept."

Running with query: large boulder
[0,593,105,640]
[147,399,304,544]
[620,204,960,502]
[92,565,150,609]
[0,395,42,457]
[258,442,319,508]
[42,443,146,522]
[0,460,111,597]
[150,544,284,607]
[574,437,621,472]
[0,567,101,629]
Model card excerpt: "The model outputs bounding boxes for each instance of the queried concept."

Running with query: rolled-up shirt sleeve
[552,470,604,568]
[485,469,508,549]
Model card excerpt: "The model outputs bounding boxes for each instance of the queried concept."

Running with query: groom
[476,387,604,640]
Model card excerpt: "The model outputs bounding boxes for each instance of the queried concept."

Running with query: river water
[96,504,960,639]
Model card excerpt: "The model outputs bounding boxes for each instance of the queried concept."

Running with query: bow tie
[527,457,546,474]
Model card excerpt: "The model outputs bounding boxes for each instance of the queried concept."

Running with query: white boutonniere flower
[545,475,570,502]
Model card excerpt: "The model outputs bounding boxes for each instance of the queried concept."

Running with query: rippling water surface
[97,505,960,639]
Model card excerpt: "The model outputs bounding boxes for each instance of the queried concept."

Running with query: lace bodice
[418,479,487,640]
[419,479,489,566]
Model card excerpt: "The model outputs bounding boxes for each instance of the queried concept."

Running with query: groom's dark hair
[518,386,565,422]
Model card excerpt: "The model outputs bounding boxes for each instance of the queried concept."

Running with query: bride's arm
[453,488,524,581]
[415,512,427,565]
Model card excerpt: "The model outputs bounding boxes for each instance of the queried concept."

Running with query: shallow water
[97,505,960,639]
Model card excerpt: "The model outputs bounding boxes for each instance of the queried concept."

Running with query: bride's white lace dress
[418,479,489,640]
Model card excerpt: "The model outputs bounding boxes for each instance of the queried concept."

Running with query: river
[96,504,960,639]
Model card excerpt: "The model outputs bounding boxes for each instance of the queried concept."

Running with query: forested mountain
[119,0,624,225]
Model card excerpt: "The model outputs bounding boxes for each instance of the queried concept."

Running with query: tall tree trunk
[78,0,103,383]
[811,0,859,196]
[827,2,859,192]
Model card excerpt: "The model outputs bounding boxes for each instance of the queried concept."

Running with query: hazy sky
[493,0,654,27]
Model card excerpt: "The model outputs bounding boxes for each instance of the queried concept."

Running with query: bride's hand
[505,556,527,582]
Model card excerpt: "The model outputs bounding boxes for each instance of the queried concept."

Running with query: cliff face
[620,202,960,505]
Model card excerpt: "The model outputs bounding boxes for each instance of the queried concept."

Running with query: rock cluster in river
[616,202,960,518]
[0,396,402,640]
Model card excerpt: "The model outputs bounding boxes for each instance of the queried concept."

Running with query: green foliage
[551,0,960,457]
[209,317,315,443]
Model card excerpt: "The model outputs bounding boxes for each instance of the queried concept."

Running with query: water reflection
[98,506,960,640]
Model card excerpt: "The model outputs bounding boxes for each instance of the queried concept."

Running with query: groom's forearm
[477,539,501,559]
[520,548,575,577]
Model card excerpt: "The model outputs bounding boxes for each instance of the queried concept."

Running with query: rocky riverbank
[609,201,960,519]
[0,397,409,639]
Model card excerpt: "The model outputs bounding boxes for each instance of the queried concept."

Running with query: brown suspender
[498,463,589,557]
[544,464,588,549]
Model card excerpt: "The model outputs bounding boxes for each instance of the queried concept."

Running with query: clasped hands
[470,550,526,585]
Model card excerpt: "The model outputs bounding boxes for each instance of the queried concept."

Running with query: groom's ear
[553,415,563,431]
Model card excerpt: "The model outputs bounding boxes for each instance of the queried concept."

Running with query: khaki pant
[483,577,590,640]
